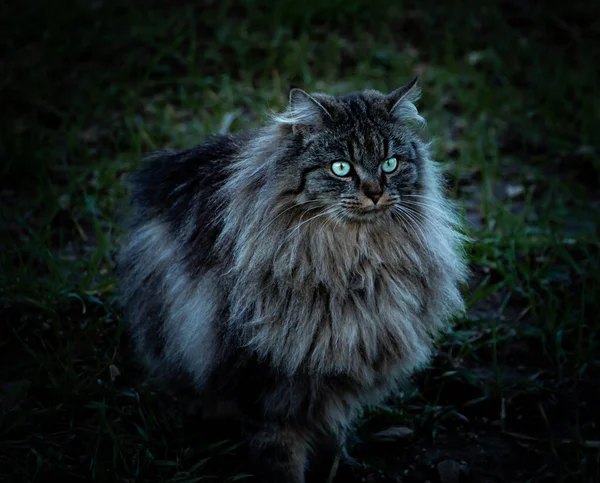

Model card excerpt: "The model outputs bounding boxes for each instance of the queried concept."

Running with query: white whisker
[288,206,339,263]
[273,206,339,263]
[392,205,433,260]
[400,204,446,240]
[401,200,454,222]
[403,194,441,202]
[262,199,321,232]
[292,206,335,234]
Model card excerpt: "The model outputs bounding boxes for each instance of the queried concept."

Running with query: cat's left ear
[273,88,333,134]
[387,77,425,125]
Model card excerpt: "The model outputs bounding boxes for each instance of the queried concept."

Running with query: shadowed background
[1,0,599,482]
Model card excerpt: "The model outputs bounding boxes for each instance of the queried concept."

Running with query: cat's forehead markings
[353,165,377,181]
[346,138,357,163]
[365,129,384,159]
[382,133,390,158]
[345,131,386,168]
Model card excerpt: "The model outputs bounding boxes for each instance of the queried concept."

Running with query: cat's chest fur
[228,224,437,384]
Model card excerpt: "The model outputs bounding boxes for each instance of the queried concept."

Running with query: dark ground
[1,1,599,482]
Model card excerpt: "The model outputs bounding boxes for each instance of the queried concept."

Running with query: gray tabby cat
[116,78,468,482]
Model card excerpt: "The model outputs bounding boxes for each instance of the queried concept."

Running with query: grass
[1,0,599,481]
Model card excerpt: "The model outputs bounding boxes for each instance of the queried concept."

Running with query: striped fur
[116,79,468,482]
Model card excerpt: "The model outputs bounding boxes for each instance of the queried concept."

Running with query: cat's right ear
[272,88,332,135]
[387,77,425,127]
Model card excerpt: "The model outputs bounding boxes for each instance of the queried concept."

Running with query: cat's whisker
[400,205,452,258]
[401,200,452,220]
[404,193,440,200]
[310,207,341,248]
[390,207,414,247]
[289,207,339,263]
[298,205,321,221]
[276,206,339,263]
[398,205,440,243]
[291,207,335,233]
[392,205,432,259]
[404,193,458,210]
[262,199,322,232]
[334,206,350,224]
[404,193,457,208]
[391,206,418,240]
[283,206,323,256]
[404,198,466,225]
[400,204,447,240]
[322,207,341,231]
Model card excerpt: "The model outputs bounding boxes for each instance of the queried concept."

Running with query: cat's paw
[322,449,371,482]
[340,447,368,472]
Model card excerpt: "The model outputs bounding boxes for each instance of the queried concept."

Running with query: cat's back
[128,131,253,226]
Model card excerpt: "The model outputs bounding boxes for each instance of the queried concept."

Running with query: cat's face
[274,81,426,224]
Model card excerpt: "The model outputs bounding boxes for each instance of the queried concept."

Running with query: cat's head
[271,78,430,224]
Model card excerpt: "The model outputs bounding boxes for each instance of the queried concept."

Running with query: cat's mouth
[341,203,394,221]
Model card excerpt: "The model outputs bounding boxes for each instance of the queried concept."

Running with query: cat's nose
[362,181,383,205]
[365,191,382,204]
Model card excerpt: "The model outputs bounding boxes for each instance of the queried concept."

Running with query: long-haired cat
[116,78,468,482]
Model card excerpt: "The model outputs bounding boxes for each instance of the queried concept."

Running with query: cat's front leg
[248,424,309,483]
[306,431,367,482]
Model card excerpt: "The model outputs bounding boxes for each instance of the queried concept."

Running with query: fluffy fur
[116,78,468,482]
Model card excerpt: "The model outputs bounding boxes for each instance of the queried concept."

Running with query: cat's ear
[387,77,425,126]
[273,88,333,134]
[288,88,332,124]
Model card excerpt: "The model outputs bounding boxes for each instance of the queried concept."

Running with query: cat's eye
[331,161,352,177]
[381,157,398,173]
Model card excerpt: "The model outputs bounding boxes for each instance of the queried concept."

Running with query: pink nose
[366,192,382,204]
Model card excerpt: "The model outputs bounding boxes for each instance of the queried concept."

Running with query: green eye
[381,157,398,173]
[331,161,352,177]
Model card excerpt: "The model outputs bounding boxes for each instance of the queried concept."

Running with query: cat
[116,78,469,482]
